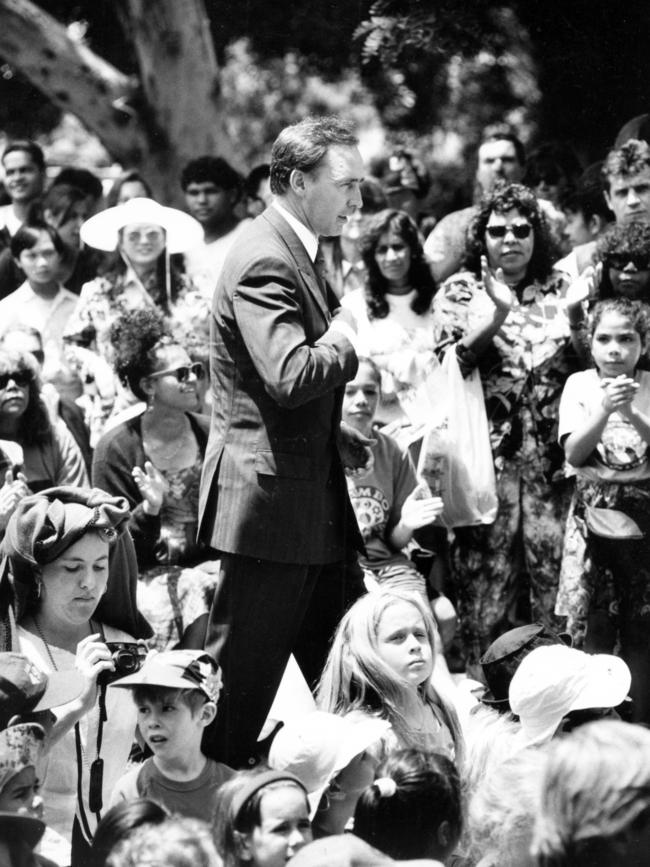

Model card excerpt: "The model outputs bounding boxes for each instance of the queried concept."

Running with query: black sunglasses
[606,254,650,272]
[486,223,533,240]
[149,362,205,383]
[0,370,32,390]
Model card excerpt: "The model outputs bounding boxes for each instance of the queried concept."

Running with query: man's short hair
[270,116,358,196]
[561,161,614,223]
[180,156,242,193]
[479,127,526,167]
[603,139,650,188]
[11,221,65,259]
[2,140,45,171]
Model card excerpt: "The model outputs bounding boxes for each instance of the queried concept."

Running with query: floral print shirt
[432,270,574,479]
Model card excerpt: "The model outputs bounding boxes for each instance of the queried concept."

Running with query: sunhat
[268,711,389,815]
[80,197,203,254]
[110,649,222,703]
[509,645,631,746]
[478,623,571,712]
[0,652,84,727]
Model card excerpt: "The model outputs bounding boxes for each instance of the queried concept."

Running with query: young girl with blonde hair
[316,589,463,765]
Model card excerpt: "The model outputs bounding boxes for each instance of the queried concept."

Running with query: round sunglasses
[148,362,205,383]
[486,223,533,240]
[0,370,33,390]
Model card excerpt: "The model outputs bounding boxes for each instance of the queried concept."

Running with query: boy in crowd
[110,650,233,823]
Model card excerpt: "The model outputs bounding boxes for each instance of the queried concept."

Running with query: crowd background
[0,2,650,866]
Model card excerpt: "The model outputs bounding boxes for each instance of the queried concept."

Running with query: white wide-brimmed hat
[80,197,203,254]
[509,645,631,746]
[268,710,389,815]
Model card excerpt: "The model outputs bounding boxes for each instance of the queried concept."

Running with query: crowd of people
[1,110,650,867]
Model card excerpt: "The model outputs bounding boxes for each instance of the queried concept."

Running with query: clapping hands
[481,256,514,315]
[132,461,166,515]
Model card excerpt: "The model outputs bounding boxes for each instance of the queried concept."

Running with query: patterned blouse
[432,270,573,479]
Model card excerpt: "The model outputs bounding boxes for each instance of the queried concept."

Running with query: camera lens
[114,649,138,674]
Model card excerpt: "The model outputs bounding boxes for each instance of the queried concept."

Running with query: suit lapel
[262,208,330,322]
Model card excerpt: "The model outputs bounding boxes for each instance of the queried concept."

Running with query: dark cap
[478,623,571,712]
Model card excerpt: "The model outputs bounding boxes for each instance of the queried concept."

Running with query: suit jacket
[198,206,361,564]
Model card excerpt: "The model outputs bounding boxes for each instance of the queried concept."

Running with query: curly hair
[588,297,650,344]
[109,308,176,401]
[603,139,650,188]
[597,221,650,265]
[360,209,436,318]
[462,182,554,283]
[0,349,51,447]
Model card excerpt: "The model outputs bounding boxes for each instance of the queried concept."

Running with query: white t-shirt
[559,368,650,481]
[184,219,252,297]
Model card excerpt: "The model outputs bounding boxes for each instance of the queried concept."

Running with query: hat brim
[109,663,211,700]
[307,716,390,818]
[0,813,45,848]
[80,197,203,254]
[520,653,631,746]
[31,668,85,713]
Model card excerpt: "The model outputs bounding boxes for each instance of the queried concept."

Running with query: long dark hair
[463,183,554,284]
[360,209,436,319]
[0,349,52,446]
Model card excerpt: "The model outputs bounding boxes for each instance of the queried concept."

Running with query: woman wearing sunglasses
[432,182,575,677]
[62,197,205,446]
[0,348,88,518]
[92,308,218,650]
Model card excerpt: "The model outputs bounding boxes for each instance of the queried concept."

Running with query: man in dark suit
[197,117,371,767]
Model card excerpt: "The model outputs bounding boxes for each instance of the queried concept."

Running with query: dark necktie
[314,244,340,314]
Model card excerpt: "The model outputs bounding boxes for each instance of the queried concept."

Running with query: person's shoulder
[95,413,142,452]
[205,757,236,784]
[563,369,598,390]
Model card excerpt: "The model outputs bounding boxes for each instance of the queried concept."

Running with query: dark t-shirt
[113,756,234,823]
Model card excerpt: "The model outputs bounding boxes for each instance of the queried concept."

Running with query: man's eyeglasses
[148,363,205,383]
[0,370,32,389]
[486,223,533,240]
[606,254,650,272]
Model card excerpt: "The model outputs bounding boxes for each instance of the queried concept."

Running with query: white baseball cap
[509,645,631,746]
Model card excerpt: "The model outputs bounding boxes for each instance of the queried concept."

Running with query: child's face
[242,785,312,867]
[591,311,643,378]
[375,600,433,689]
[342,364,380,435]
[0,766,41,819]
[136,693,208,766]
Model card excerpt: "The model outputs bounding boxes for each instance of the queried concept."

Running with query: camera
[98,642,147,686]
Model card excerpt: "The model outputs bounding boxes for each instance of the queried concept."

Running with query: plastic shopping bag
[416,346,498,528]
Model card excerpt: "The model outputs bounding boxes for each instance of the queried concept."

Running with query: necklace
[142,419,191,463]
[32,615,59,671]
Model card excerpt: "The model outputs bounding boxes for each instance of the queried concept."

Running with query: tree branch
[0,0,150,164]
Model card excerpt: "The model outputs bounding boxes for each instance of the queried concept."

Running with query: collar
[15,280,74,303]
[272,200,319,262]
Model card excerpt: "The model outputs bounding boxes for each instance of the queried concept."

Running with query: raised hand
[400,486,444,531]
[566,263,601,311]
[601,374,639,414]
[0,469,30,531]
[75,633,115,713]
[132,460,166,515]
[481,255,514,314]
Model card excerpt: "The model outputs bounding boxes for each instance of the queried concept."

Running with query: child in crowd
[316,590,464,765]
[532,720,650,867]
[268,710,389,837]
[342,357,457,649]
[559,297,650,722]
[354,748,462,864]
[214,769,312,867]
[91,798,168,867]
[109,649,233,822]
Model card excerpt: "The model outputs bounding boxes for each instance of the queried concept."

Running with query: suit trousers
[201,551,364,768]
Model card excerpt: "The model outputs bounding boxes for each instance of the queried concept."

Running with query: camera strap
[87,622,108,819]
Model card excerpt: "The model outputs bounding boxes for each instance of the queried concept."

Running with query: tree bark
[0,0,238,203]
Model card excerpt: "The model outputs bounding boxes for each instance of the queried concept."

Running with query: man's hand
[338,421,376,471]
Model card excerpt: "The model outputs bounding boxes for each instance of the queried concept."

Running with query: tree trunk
[0,0,237,203]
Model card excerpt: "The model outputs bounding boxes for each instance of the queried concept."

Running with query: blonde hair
[316,590,463,764]
[532,720,650,866]
[106,817,220,867]
[466,744,547,866]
